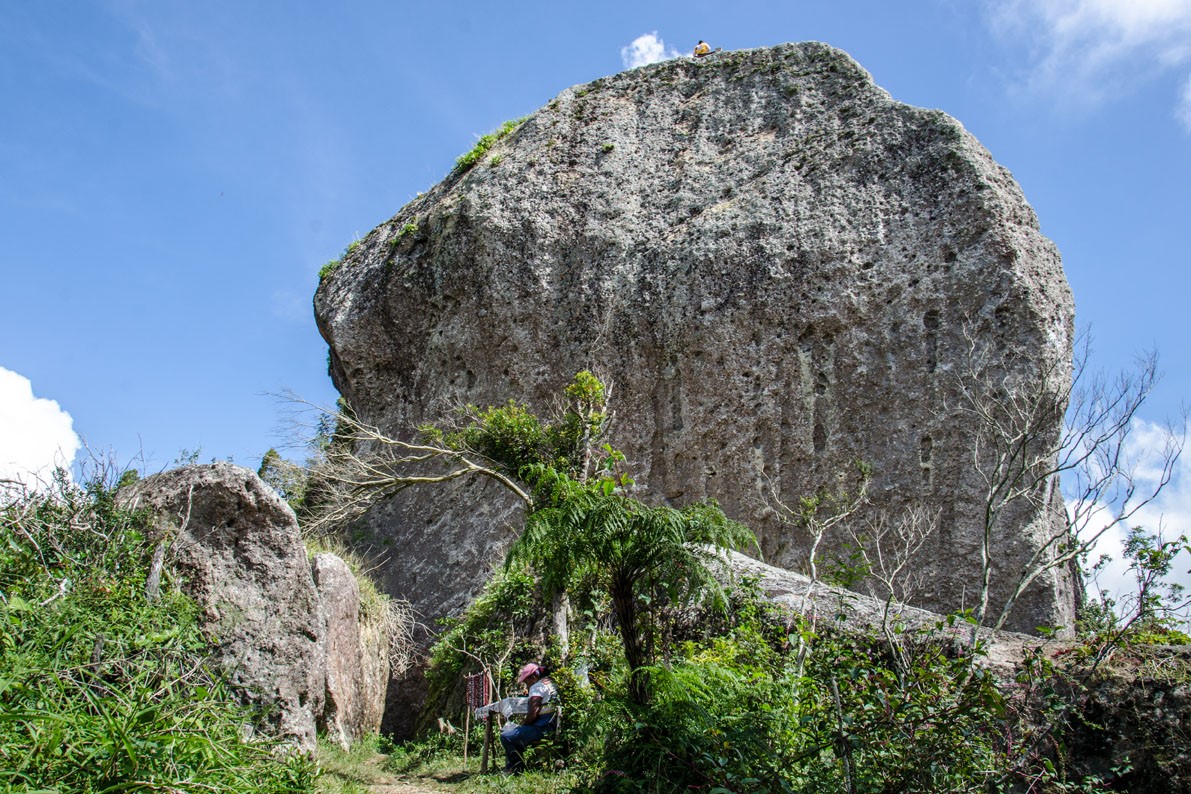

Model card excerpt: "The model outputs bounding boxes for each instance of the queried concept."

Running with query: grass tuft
[455,118,528,173]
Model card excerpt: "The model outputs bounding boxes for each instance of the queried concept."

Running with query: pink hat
[516,663,541,684]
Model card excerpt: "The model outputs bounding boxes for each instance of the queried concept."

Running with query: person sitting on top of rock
[694,40,712,57]
[499,663,559,774]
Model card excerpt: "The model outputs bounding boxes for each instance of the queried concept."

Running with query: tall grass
[0,471,316,792]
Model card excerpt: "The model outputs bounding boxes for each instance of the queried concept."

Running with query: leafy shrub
[577,608,1008,794]
[0,473,316,792]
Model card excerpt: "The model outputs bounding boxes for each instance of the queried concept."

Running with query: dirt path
[335,753,484,794]
[365,781,447,794]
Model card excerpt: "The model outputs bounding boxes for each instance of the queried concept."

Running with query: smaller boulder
[121,462,326,751]
[312,552,391,749]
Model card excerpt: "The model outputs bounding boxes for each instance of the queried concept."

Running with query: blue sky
[2,1,1189,602]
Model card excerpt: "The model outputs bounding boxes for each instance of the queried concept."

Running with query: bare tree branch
[954,327,1186,639]
[279,394,533,535]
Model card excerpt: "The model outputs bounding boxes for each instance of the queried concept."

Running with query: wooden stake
[463,707,471,769]
[480,715,493,773]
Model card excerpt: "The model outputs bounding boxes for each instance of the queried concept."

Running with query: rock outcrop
[314,42,1076,640]
[122,463,389,751]
[726,551,1191,792]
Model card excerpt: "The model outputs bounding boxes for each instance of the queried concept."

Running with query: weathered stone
[121,463,325,751]
[314,42,1077,644]
[719,549,1034,675]
[312,552,390,749]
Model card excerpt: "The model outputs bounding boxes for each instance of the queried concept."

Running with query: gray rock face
[122,464,393,749]
[314,43,1076,635]
[312,552,390,749]
[122,463,326,750]
[1066,646,1191,792]
[720,550,1033,676]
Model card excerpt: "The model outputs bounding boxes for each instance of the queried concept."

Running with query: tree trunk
[552,590,570,660]
[612,576,650,705]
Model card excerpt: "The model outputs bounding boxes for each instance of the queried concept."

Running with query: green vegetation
[408,374,1011,788]
[600,143,614,153]
[319,259,342,281]
[407,569,1187,793]
[396,220,419,241]
[0,470,316,792]
[314,736,395,794]
[267,368,1188,791]
[318,238,366,282]
[417,372,752,706]
[372,371,1185,792]
[260,446,308,508]
[410,574,1016,792]
[455,118,528,173]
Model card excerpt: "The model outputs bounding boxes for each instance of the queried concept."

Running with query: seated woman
[500,663,559,774]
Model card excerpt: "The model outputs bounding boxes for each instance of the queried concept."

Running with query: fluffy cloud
[984,0,1191,121]
[1078,418,1191,621]
[620,32,682,69]
[0,367,80,488]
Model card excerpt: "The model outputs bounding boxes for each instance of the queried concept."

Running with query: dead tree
[956,329,1185,639]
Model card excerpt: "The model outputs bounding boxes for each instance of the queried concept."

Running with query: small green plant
[394,221,418,243]
[319,259,341,281]
[489,154,504,167]
[173,447,203,465]
[600,143,615,153]
[454,117,527,173]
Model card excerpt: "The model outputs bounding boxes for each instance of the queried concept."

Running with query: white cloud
[1078,418,1191,623]
[984,0,1191,119]
[620,32,682,70]
[0,367,81,488]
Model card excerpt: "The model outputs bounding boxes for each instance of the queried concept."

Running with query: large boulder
[314,42,1076,639]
